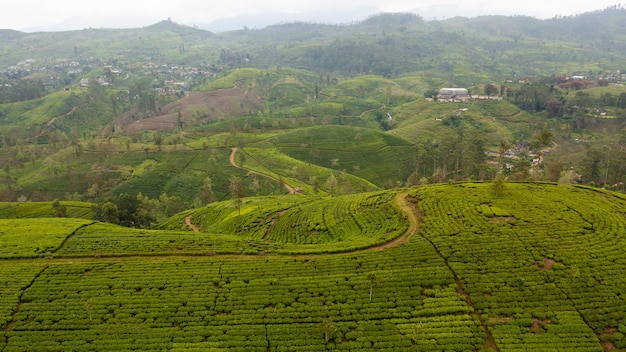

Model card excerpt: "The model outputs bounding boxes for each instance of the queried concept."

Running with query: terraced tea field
[1,183,625,351]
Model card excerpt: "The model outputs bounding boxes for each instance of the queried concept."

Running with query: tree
[228,176,245,216]
[581,148,603,185]
[309,176,320,194]
[571,91,592,108]
[367,272,377,301]
[484,83,498,96]
[95,201,119,224]
[158,193,187,218]
[423,89,438,100]
[199,177,216,204]
[52,199,67,217]
[511,160,531,181]
[492,172,507,197]
[406,171,420,187]
[616,92,626,109]
[546,160,563,182]
[497,140,511,172]
[533,129,553,148]
[319,318,337,345]
[2,164,13,191]
[114,193,142,227]
[467,136,487,180]
[325,174,338,195]
[154,133,163,151]
[94,193,152,228]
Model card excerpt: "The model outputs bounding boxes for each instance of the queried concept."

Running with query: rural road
[229,147,298,194]
[34,106,78,139]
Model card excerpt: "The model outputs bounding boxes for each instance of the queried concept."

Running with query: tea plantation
[1,183,625,351]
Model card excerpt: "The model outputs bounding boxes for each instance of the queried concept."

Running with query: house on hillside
[438,88,469,102]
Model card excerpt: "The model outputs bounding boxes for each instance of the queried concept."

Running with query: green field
[272,125,416,187]
[1,183,625,351]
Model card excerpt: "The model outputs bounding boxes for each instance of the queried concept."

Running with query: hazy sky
[3,0,621,31]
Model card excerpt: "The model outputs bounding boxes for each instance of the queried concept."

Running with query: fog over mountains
[14,2,615,33]
[19,7,389,32]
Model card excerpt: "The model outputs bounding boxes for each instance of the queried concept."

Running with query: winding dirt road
[375,191,419,250]
[229,147,297,194]
[34,106,78,139]
[185,215,200,233]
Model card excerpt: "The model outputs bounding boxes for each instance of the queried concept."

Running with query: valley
[1,7,626,351]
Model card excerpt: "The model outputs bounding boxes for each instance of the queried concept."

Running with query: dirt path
[535,140,558,166]
[34,106,78,139]
[229,147,298,194]
[1,192,422,266]
[375,191,419,250]
[185,215,199,233]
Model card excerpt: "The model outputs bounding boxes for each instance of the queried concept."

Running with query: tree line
[0,79,46,104]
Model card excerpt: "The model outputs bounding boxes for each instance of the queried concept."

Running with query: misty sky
[2,0,621,31]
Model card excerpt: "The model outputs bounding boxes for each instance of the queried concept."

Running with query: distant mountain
[20,16,164,32]
[200,7,380,32]
[2,7,626,82]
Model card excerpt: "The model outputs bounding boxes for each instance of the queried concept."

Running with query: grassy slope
[272,125,416,187]
[0,183,624,350]
[0,201,93,219]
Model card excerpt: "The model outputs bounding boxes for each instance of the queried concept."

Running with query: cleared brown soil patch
[121,86,263,132]
[488,316,514,324]
[601,341,617,351]
[535,257,556,270]
[490,216,516,224]
[529,318,552,334]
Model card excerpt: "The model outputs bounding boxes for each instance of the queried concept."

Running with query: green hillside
[160,191,408,253]
[271,125,416,187]
[0,183,625,350]
[0,201,93,219]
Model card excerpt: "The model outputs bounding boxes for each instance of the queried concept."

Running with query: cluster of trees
[508,78,626,118]
[0,79,46,104]
[92,188,219,229]
[411,116,489,184]
[93,193,152,228]
[579,136,626,188]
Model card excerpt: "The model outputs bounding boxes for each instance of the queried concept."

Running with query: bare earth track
[185,215,200,233]
[184,148,420,252]
[229,147,297,194]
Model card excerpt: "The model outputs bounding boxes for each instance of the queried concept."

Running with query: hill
[0,182,625,350]
[270,125,416,187]
[2,9,626,206]
[3,8,626,81]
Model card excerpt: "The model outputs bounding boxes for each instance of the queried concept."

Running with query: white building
[438,88,469,98]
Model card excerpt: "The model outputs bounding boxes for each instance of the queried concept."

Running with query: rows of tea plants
[241,146,378,194]
[0,233,487,351]
[161,195,313,237]
[412,182,626,350]
[161,191,409,254]
[272,125,416,187]
[0,201,93,219]
[0,263,47,330]
[265,191,408,250]
[55,223,275,257]
[0,218,93,258]
[489,311,603,352]
[109,149,251,201]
